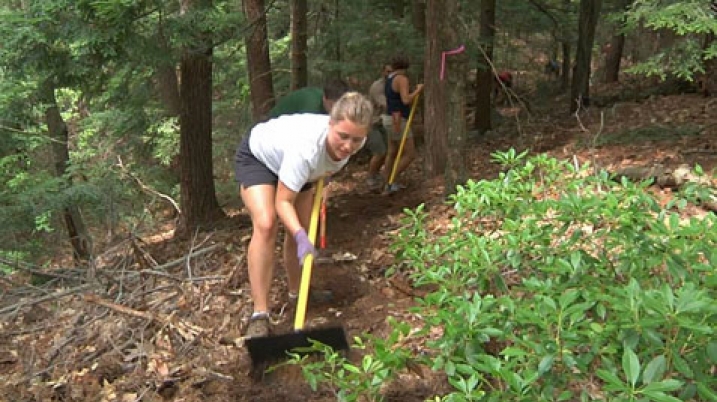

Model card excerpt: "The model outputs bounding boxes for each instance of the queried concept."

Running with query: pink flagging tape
[440,44,466,81]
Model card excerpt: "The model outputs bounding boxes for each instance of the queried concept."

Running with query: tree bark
[604,0,630,83]
[243,0,275,121]
[424,0,468,196]
[177,0,225,234]
[40,80,93,262]
[473,0,496,133]
[701,2,717,96]
[560,0,572,92]
[424,0,447,176]
[290,0,308,90]
[570,0,602,113]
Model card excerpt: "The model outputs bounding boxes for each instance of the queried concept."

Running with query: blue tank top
[385,73,410,118]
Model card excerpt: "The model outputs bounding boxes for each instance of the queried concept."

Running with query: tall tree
[570,0,602,112]
[290,0,308,90]
[41,79,93,262]
[424,0,468,196]
[243,0,275,121]
[604,0,632,83]
[177,0,225,233]
[473,0,496,133]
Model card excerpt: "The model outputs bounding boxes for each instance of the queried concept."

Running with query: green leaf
[642,379,682,393]
[696,382,717,401]
[622,348,641,387]
[538,355,554,375]
[706,341,717,364]
[672,355,694,379]
[640,390,683,402]
[642,355,666,384]
[596,369,627,391]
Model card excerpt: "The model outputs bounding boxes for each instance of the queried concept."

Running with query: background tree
[570,0,602,112]
[473,0,496,133]
[625,0,717,93]
[177,0,225,234]
[604,0,632,83]
[424,0,468,195]
[290,0,308,90]
[244,0,275,120]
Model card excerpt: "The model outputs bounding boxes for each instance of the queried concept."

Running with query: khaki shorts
[365,124,387,156]
[381,115,414,142]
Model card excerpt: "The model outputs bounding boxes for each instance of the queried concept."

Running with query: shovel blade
[246,326,349,367]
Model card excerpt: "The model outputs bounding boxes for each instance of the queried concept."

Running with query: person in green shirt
[267,79,350,118]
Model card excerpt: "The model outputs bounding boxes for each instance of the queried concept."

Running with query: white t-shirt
[249,114,349,192]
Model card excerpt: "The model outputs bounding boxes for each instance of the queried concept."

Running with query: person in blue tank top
[382,54,423,193]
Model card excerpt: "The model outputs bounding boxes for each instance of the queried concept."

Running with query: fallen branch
[84,294,204,341]
[613,164,717,212]
[0,283,97,316]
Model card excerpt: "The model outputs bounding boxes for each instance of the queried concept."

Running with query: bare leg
[368,154,386,176]
[392,137,415,178]
[383,140,398,183]
[284,189,315,294]
[384,137,415,184]
[240,184,279,314]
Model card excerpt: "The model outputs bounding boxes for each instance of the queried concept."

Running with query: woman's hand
[293,228,316,264]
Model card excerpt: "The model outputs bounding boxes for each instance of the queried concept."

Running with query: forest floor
[1,79,716,402]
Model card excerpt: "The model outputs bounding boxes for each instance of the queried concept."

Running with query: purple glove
[294,228,316,264]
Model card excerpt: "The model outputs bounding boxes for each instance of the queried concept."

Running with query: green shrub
[291,150,717,401]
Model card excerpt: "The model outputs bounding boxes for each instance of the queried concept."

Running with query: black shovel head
[246,326,349,367]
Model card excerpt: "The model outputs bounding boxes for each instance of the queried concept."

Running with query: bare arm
[394,75,423,105]
[275,181,303,236]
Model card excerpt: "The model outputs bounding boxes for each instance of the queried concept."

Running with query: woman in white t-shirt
[234,92,373,338]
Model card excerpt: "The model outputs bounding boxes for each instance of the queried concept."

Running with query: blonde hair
[330,91,373,128]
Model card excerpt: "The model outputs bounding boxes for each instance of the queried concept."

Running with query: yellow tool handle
[294,178,324,331]
[388,92,420,186]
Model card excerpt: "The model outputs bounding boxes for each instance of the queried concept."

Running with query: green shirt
[268,87,325,118]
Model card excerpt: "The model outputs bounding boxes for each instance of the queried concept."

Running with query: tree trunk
[570,0,602,113]
[560,42,571,91]
[178,0,225,234]
[560,0,572,92]
[40,80,93,262]
[604,0,630,83]
[424,0,468,196]
[603,32,625,83]
[473,0,496,133]
[701,3,717,96]
[243,0,275,121]
[290,0,308,90]
[424,0,448,176]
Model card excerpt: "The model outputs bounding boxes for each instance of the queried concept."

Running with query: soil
[1,82,716,402]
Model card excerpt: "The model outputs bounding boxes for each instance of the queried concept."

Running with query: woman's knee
[252,213,278,239]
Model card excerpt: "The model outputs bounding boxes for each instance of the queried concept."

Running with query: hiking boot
[385,183,406,193]
[288,288,335,306]
[366,175,383,189]
[245,314,270,338]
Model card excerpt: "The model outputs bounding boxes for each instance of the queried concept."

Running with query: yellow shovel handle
[294,178,324,331]
[388,92,420,186]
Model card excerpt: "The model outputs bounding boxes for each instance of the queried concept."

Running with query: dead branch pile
[0,233,253,401]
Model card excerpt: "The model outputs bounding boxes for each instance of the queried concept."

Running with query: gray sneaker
[366,175,383,188]
[245,315,270,338]
[386,183,405,193]
[288,289,335,305]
